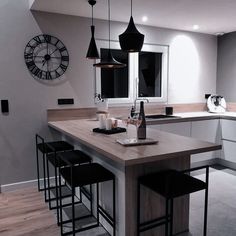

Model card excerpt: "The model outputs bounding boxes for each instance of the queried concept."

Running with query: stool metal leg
[55,165,60,225]
[72,186,76,236]
[165,198,169,236]
[43,153,47,202]
[204,166,209,236]
[46,156,52,209]
[96,183,100,226]
[137,180,140,236]
[113,178,116,236]
[170,198,174,236]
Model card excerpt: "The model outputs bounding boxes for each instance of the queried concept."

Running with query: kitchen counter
[48,119,221,166]
[48,118,221,236]
[146,111,236,125]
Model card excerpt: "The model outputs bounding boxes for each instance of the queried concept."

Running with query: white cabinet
[221,119,236,141]
[191,120,221,162]
[221,140,236,162]
[221,119,236,162]
[160,122,191,137]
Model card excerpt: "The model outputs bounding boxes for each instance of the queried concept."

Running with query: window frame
[94,40,169,105]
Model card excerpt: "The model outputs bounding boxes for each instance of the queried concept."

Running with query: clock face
[24,34,69,80]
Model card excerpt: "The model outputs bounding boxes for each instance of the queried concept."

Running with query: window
[95,40,169,104]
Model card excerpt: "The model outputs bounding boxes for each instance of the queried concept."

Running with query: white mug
[105,118,112,130]
[98,114,106,129]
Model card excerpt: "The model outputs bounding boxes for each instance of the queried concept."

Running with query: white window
[95,40,169,105]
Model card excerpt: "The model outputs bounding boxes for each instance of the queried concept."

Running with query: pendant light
[86,0,99,59]
[119,0,144,52]
[94,0,126,68]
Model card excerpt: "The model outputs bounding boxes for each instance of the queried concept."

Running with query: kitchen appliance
[207,95,226,113]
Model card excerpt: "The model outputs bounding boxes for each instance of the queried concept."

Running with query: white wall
[0,0,217,185]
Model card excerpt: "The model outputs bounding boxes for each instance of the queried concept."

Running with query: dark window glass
[101,49,128,98]
[138,52,162,97]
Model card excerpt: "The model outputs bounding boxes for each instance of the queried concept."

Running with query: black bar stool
[35,134,74,202]
[59,160,116,236]
[137,166,209,236]
[46,148,92,225]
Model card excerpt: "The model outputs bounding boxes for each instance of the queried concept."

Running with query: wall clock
[24,34,69,80]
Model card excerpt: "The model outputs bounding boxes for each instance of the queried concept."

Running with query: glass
[122,117,131,137]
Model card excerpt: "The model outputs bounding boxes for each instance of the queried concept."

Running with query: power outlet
[58,98,74,105]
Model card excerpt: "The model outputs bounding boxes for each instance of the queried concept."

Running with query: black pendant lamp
[86,0,99,59]
[94,0,126,68]
[119,0,144,52]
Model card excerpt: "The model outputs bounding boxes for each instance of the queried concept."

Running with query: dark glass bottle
[137,101,146,139]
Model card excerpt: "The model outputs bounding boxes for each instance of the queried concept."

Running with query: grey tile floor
[181,165,236,236]
[53,165,236,235]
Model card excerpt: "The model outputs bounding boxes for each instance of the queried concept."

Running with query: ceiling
[31,0,236,35]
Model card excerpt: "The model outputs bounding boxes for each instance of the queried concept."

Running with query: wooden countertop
[48,119,221,166]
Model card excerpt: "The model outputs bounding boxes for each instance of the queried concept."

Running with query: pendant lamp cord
[131,0,133,16]
[108,0,111,49]
[92,5,94,26]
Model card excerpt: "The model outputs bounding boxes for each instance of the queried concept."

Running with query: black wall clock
[24,34,69,80]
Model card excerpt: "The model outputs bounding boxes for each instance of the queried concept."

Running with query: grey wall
[0,0,217,185]
[217,32,236,102]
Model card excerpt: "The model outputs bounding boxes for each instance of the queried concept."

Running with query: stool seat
[37,141,74,154]
[139,169,206,199]
[61,163,114,187]
[48,150,91,167]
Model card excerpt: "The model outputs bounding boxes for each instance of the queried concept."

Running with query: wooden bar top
[48,119,221,166]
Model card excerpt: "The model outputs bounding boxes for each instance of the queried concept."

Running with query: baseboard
[215,158,236,170]
[191,158,218,168]
[1,177,56,193]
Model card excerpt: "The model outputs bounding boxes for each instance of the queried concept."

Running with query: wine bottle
[137,101,146,139]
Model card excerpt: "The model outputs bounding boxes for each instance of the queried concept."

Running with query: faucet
[133,98,149,114]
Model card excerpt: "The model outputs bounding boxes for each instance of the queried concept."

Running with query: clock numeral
[55,70,61,78]
[46,71,53,80]
[26,61,35,70]
[61,56,69,62]
[59,47,66,53]
[24,53,33,61]
[60,64,67,72]
[54,39,60,47]
[32,68,41,77]
[44,35,51,43]
[34,36,43,45]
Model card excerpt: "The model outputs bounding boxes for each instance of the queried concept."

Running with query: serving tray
[93,127,126,135]
[116,138,158,146]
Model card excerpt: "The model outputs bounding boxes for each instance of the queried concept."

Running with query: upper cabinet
[95,40,169,105]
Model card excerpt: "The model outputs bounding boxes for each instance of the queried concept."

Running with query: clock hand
[49,49,58,56]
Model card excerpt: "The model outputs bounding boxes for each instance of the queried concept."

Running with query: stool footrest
[139,215,170,233]
[98,204,114,227]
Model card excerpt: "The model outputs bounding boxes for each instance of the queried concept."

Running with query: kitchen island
[48,119,221,236]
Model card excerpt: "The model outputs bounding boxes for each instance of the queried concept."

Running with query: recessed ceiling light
[142,16,148,22]
[193,25,199,30]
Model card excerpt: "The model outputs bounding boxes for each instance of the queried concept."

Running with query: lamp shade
[93,49,126,68]
[86,25,99,59]
[119,16,144,52]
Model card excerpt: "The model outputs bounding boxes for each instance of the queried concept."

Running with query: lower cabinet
[221,140,236,162]
[191,120,221,163]
[150,118,236,165]
[160,122,191,137]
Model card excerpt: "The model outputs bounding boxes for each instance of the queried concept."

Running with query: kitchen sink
[145,114,180,119]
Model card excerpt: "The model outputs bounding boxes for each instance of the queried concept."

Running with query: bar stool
[35,134,74,202]
[46,149,92,225]
[137,166,209,236]
[59,160,116,236]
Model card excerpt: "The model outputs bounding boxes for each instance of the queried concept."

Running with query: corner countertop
[146,111,236,125]
[48,119,221,166]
